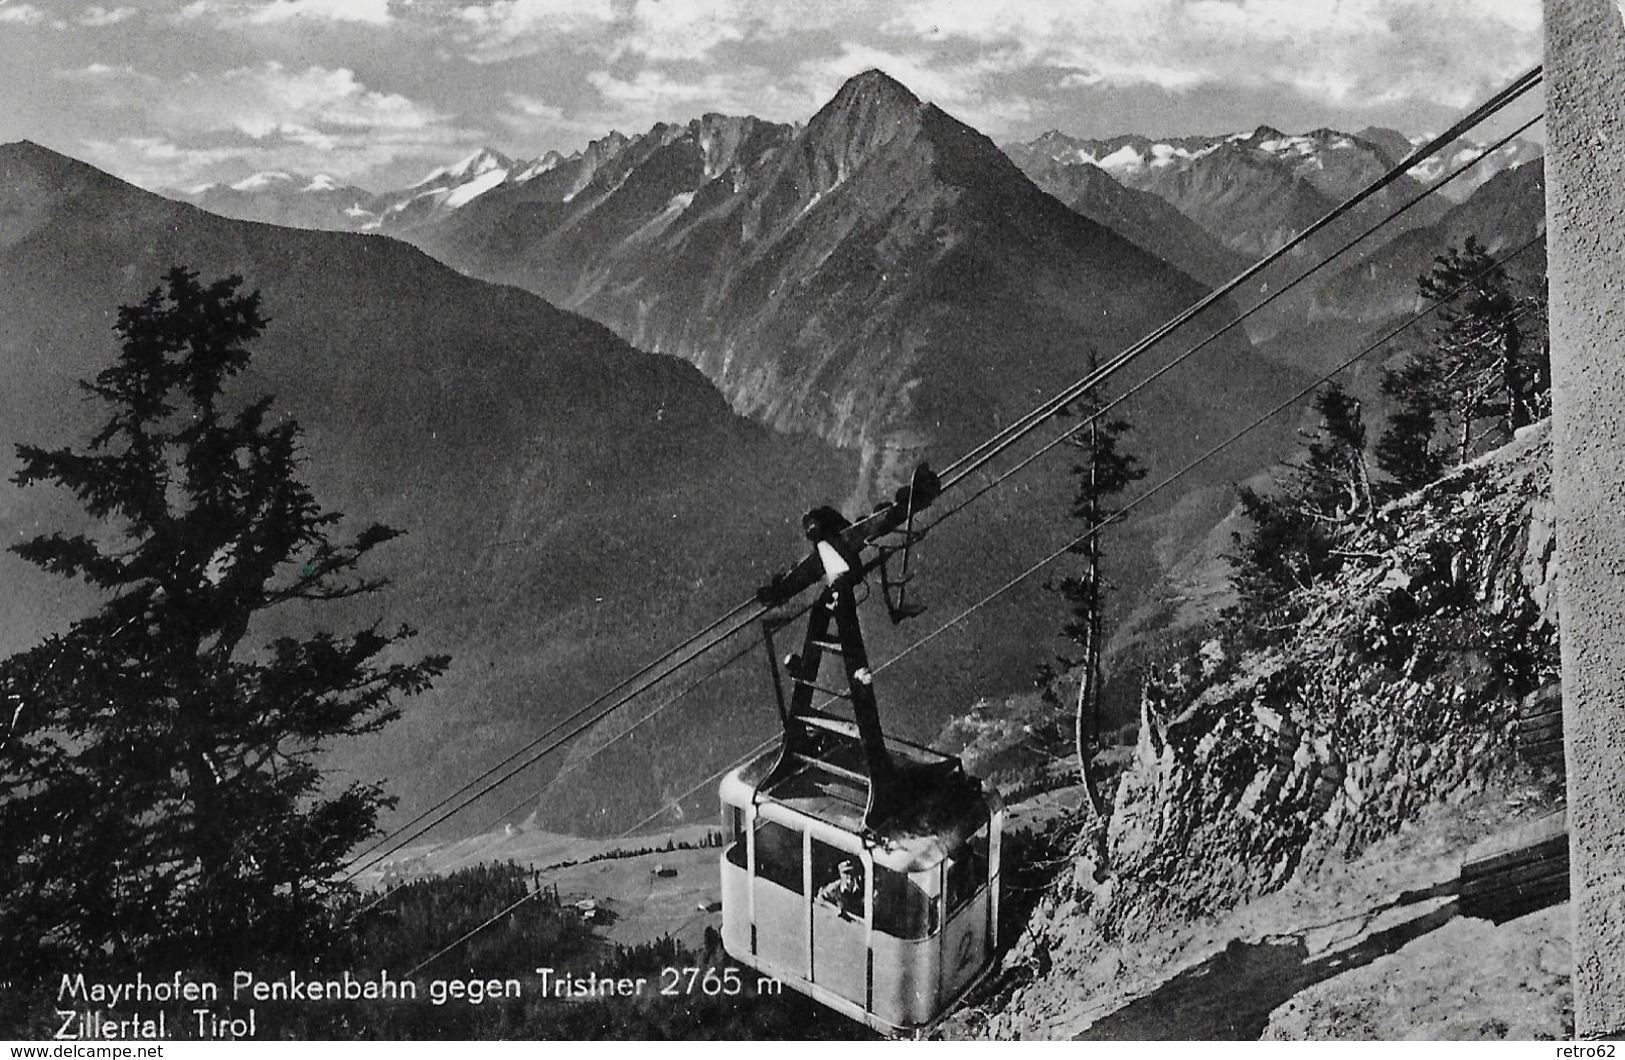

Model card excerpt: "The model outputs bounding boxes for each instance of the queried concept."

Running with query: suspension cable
[351,65,1544,891]
[512,106,1549,807]
[876,234,1545,678]
[399,231,1544,971]
[345,600,765,879]
[481,630,776,830]
[404,733,783,976]
[470,232,1550,870]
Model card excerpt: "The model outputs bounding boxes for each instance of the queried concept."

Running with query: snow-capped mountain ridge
[413,147,515,188]
[1018,125,1540,201]
[1007,123,1541,259]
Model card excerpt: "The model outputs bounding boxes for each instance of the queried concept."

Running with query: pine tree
[1051,367,1145,807]
[1225,383,1370,643]
[1375,353,1448,500]
[1297,382,1373,520]
[0,268,448,974]
[1376,236,1549,494]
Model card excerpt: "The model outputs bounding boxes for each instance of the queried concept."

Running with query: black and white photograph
[1,0,1617,1044]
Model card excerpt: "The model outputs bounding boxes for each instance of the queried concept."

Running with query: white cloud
[497,92,606,138]
[572,39,1037,139]
[77,135,255,188]
[455,0,864,64]
[806,42,1037,132]
[588,68,725,108]
[70,62,484,189]
[57,61,155,82]
[249,0,393,24]
[78,5,137,26]
[618,0,746,61]
[179,0,393,26]
[506,94,567,122]
[456,0,619,61]
[157,63,446,138]
[584,67,825,129]
[0,2,44,25]
[886,0,1540,108]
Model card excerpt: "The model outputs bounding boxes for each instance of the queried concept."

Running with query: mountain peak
[0,140,126,200]
[794,69,931,190]
[1033,129,1082,148]
[804,69,925,147]
[827,68,921,116]
[1,139,78,172]
[415,147,514,188]
[1355,125,1419,165]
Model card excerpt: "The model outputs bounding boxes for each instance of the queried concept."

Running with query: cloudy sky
[0,0,1543,192]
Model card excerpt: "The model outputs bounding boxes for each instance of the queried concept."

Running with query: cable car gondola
[719,468,1004,1035]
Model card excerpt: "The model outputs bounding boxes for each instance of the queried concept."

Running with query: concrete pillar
[1547,0,1625,1039]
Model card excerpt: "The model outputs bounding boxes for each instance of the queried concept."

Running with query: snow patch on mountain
[514,151,566,182]
[231,171,294,191]
[443,166,509,209]
[415,147,513,188]
[1098,145,1145,172]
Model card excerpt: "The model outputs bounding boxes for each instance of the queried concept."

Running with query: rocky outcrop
[1111,424,1555,919]
[982,423,1559,1034]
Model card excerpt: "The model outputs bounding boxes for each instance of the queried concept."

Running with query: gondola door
[751,815,807,975]
[809,837,869,1007]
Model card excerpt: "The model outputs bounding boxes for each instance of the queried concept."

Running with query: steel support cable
[355,71,1543,885]
[437,544,973,869]
[615,735,782,840]
[370,69,1546,933]
[937,65,1543,492]
[924,112,1546,533]
[513,112,1549,817]
[404,885,541,978]
[403,731,783,976]
[612,231,1548,846]
[395,200,1547,980]
[474,552,942,836]
[877,234,1546,679]
[346,595,760,872]
[450,592,822,841]
[346,597,823,920]
[345,599,767,880]
[407,225,1549,906]
[480,628,778,830]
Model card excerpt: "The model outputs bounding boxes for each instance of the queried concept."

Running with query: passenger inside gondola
[817,858,864,918]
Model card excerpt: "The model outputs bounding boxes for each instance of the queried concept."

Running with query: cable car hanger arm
[755,464,941,609]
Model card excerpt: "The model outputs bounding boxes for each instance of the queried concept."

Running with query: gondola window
[753,818,803,893]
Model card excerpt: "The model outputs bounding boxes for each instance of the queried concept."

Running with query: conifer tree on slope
[1227,382,1371,644]
[1051,367,1144,811]
[0,268,448,973]
[1376,236,1549,498]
